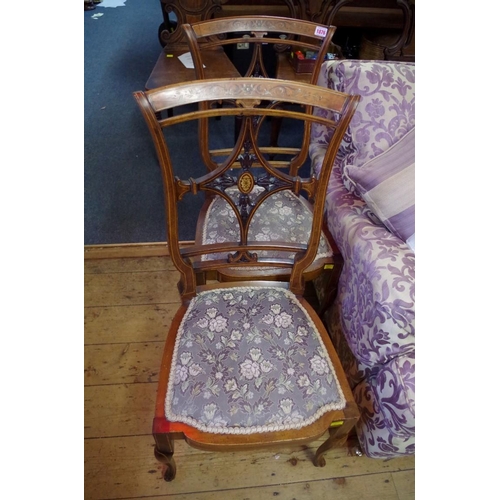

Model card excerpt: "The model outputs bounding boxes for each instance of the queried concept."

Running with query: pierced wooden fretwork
[255,171,288,193]
[227,249,259,263]
[237,141,257,171]
[205,173,237,193]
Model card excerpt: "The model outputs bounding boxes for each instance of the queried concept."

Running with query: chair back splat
[133,78,360,482]
[135,78,357,298]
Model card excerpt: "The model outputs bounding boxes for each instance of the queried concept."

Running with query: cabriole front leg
[154,433,177,481]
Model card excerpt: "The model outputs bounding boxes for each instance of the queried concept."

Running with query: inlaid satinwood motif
[238,172,254,195]
[205,130,291,228]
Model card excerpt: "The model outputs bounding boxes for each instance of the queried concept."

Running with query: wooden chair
[134,77,360,481]
[181,16,337,172]
[181,17,344,297]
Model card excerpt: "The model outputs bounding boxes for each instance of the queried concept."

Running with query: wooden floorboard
[84,303,179,344]
[392,470,416,499]
[84,254,415,500]
[84,270,179,307]
[85,382,157,438]
[84,341,164,385]
[84,256,177,274]
[84,435,414,500]
[123,474,403,500]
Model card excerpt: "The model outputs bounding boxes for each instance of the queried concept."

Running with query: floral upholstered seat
[167,286,346,433]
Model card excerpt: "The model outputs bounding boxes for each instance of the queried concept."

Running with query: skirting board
[84,241,194,260]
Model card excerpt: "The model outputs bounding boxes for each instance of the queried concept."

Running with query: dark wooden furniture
[148,0,414,89]
[146,3,301,91]
[84,0,102,10]
[157,0,414,61]
[134,77,360,481]
[145,47,240,91]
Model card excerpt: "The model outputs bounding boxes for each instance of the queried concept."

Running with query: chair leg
[313,417,357,467]
[317,254,344,317]
[154,433,177,481]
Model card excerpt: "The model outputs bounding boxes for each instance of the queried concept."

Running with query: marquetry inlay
[238,172,254,194]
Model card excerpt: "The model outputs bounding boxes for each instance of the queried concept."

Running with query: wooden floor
[84,251,415,500]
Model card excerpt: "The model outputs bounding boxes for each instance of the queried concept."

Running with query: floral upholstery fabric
[326,299,415,457]
[329,185,415,367]
[310,60,415,194]
[165,286,346,434]
[353,353,415,457]
[309,60,415,458]
[202,187,332,263]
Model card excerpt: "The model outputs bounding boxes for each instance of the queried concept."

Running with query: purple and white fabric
[310,60,415,458]
[344,128,415,242]
[166,286,346,434]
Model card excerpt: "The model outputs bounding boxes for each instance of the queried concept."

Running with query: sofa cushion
[344,128,415,242]
[406,233,415,252]
[310,60,415,192]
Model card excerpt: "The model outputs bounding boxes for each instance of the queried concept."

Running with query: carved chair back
[181,16,337,173]
[134,78,359,299]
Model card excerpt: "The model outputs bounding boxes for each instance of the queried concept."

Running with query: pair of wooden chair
[133,16,360,482]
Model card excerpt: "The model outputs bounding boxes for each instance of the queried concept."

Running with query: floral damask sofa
[310,60,415,458]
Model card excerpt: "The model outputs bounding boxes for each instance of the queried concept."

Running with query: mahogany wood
[133,78,359,481]
[84,254,416,496]
[145,48,240,91]
[137,79,358,294]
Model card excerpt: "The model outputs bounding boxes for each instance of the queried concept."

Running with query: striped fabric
[344,128,415,242]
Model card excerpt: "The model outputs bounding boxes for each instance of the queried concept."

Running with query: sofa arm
[326,165,415,367]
